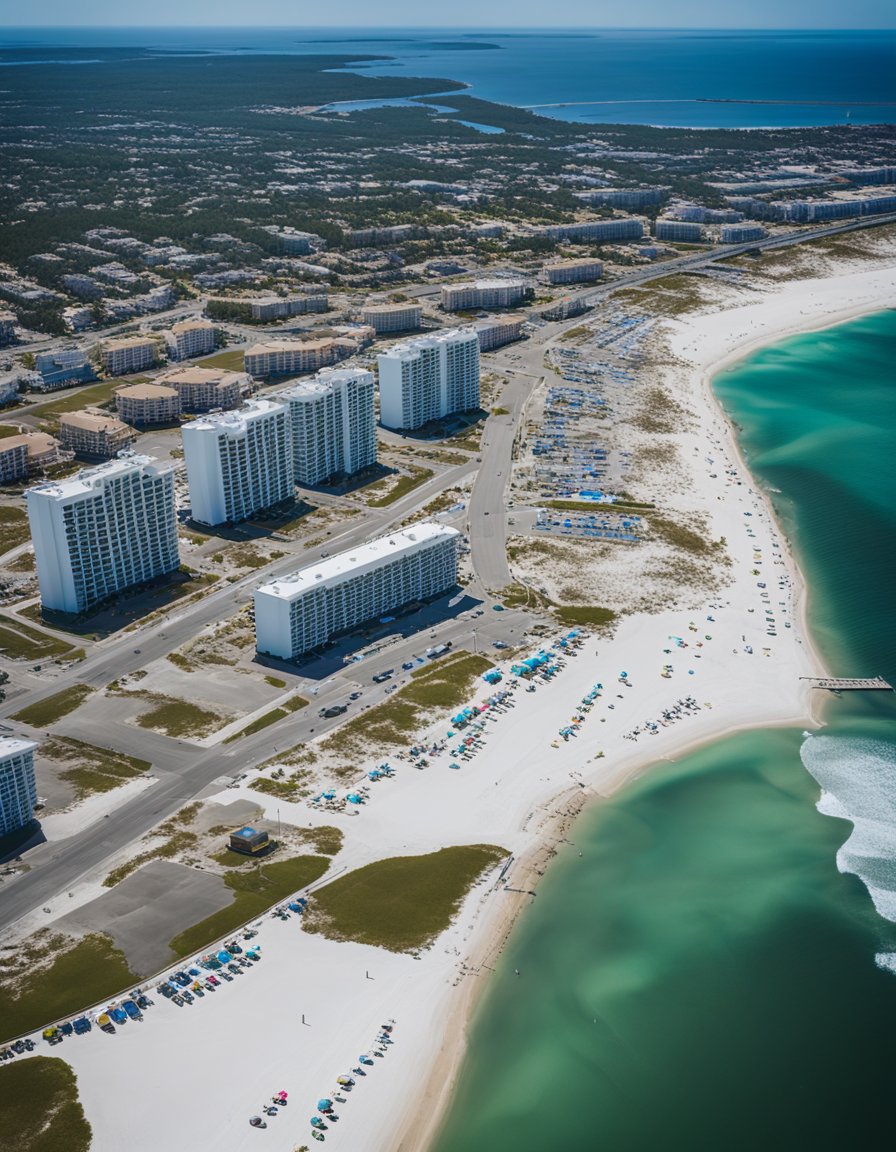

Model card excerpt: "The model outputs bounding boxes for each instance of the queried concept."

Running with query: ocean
[434,310,896,1151]
[1,27,895,127]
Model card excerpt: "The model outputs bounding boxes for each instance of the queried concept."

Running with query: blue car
[122,1000,142,1021]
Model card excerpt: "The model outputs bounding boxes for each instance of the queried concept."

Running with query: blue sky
[1,1,894,28]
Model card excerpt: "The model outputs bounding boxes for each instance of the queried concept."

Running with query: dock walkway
[801,677,893,691]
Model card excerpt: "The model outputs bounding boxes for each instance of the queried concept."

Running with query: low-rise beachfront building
[166,319,216,360]
[360,303,422,334]
[377,328,480,431]
[254,523,460,660]
[26,454,179,613]
[115,382,182,427]
[654,219,704,243]
[0,432,68,482]
[101,336,158,376]
[719,224,768,243]
[440,280,528,312]
[33,349,97,391]
[276,368,376,487]
[544,218,644,244]
[542,259,604,285]
[575,187,669,209]
[349,224,420,247]
[473,315,525,352]
[244,338,351,379]
[157,366,248,413]
[182,399,293,526]
[0,738,38,836]
[57,412,138,460]
[248,295,329,322]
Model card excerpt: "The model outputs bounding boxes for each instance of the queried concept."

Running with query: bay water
[434,310,896,1151]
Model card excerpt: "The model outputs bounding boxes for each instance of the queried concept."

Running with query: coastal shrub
[304,844,507,953]
[0,1057,91,1152]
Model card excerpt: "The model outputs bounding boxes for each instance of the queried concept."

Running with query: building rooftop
[380,327,478,360]
[159,366,244,386]
[171,319,213,334]
[245,338,334,355]
[59,411,131,433]
[1,431,60,459]
[182,398,284,435]
[103,335,156,350]
[257,523,459,602]
[362,303,420,314]
[278,368,372,402]
[116,382,179,400]
[0,736,38,758]
[26,453,170,500]
[445,278,527,290]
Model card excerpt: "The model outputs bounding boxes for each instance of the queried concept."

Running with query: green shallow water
[435,309,896,1151]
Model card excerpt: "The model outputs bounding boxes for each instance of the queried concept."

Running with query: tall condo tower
[182,399,293,526]
[377,328,480,431]
[26,455,179,613]
[0,737,38,836]
[277,368,376,487]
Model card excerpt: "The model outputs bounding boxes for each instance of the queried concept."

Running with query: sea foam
[801,734,896,924]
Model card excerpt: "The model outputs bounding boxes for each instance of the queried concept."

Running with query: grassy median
[11,684,94,728]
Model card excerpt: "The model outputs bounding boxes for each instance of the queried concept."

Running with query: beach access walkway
[802,676,893,691]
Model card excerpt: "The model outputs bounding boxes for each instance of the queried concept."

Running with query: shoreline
[404,269,895,1152]
[17,263,895,1152]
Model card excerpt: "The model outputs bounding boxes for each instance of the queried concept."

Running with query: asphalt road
[3,211,895,929]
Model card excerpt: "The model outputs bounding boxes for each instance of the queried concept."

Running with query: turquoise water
[435,310,896,1151]
[2,28,895,127]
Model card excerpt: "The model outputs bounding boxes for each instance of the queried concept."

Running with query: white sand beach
[18,261,896,1152]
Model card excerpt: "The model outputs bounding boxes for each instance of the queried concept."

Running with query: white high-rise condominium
[377,328,480,431]
[0,737,38,836]
[255,523,460,660]
[182,398,293,526]
[277,368,376,487]
[26,455,179,614]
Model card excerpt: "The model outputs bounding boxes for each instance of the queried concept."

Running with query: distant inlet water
[434,310,896,1152]
[2,27,895,127]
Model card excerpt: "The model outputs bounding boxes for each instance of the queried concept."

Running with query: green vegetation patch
[321,653,491,756]
[195,348,245,371]
[264,675,287,688]
[0,934,138,1043]
[0,616,77,662]
[552,605,617,628]
[223,695,308,743]
[27,380,120,420]
[169,854,331,957]
[649,514,722,557]
[0,1057,91,1152]
[366,466,433,508]
[11,684,94,727]
[132,693,229,738]
[41,736,151,800]
[0,506,31,553]
[305,844,507,952]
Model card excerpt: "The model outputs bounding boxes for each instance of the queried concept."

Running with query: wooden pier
[801,676,893,692]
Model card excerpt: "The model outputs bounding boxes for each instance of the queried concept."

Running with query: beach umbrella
[318,1098,333,1111]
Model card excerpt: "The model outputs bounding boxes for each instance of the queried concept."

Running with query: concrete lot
[56,859,234,976]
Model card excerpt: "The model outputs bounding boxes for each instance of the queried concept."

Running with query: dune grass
[0,617,77,663]
[305,844,507,953]
[0,934,137,1043]
[0,1057,91,1152]
[169,853,330,958]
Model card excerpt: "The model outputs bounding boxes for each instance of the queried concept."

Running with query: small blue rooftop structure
[228,826,270,856]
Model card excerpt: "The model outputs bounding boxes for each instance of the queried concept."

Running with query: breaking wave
[801,733,896,924]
